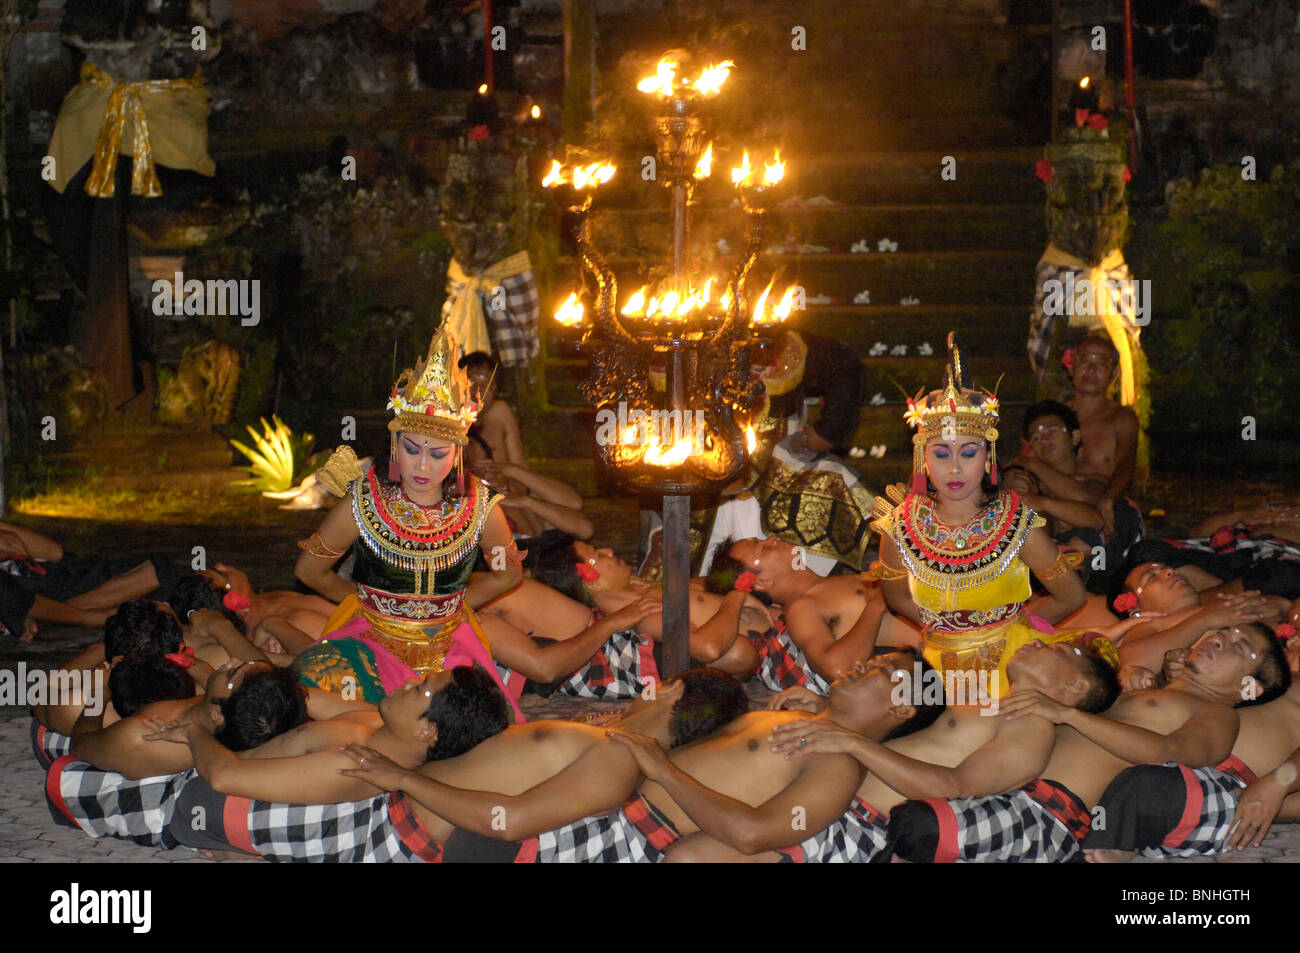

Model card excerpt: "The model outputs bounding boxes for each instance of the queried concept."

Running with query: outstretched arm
[784,589,887,680]
[341,743,642,841]
[769,714,1054,799]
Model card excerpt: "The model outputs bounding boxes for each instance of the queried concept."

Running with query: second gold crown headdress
[904,332,1000,493]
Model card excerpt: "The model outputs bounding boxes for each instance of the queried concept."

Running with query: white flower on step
[869,444,887,458]
[877,238,899,252]
[917,341,934,355]
[853,289,871,304]
[848,446,867,458]
[850,240,871,253]
[807,293,832,305]
[869,392,886,406]
[900,295,919,306]
[869,341,888,356]
[889,344,908,356]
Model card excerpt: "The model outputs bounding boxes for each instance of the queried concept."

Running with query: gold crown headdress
[904,332,1001,493]
[386,325,481,477]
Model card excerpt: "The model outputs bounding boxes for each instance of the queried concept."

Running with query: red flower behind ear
[1112,592,1138,614]
[576,562,600,583]
[1060,348,1075,370]
[223,590,252,612]
[735,571,756,593]
[1277,622,1296,640]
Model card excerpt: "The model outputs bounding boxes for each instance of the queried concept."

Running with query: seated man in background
[1064,333,1139,536]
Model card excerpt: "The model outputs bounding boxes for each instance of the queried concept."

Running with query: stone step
[583,202,1043,253]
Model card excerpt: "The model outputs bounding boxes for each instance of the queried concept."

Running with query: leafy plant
[229,416,320,494]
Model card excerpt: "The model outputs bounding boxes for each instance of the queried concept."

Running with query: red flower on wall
[468,124,490,141]
[1035,158,1053,183]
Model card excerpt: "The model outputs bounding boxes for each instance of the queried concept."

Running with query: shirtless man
[724,535,892,684]
[184,565,338,641]
[344,652,931,863]
[651,637,1119,862]
[1065,333,1139,535]
[525,535,766,677]
[886,623,1290,861]
[1082,625,1297,860]
[68,656,308,779]
[462,352,592,539]
[1003,401,1103,554]
[166,667,747,861]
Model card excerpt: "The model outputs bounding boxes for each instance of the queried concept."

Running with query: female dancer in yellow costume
[290,326,525,718]
[869,334,1091,698]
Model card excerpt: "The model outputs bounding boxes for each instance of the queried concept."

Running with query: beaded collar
[352,467,490,574]
[892,490,1036,591]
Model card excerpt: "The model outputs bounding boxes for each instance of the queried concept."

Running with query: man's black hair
[882,649,948,741]
[667,667,750,748]
[1238,621,1292,708]
[459,351,499,374]
[215,667,308,752]
[103,600,183,661]
[1075,644,1122,714]
[108,654,196,717]
[168,573,246,633]
[1022,399,1082,444]
[528,530,586,602]
[424,666,511,761]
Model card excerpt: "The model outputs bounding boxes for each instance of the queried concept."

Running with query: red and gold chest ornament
[892,490,1036,592]
[352,467,491,574]
[904,331,1001,493]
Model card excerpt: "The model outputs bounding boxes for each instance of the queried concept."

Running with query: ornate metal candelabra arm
[715,203,767,346]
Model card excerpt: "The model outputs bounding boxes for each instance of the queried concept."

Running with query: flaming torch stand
[550,60,772,677]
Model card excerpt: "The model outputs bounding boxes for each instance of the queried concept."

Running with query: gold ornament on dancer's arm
[313,445,365,497]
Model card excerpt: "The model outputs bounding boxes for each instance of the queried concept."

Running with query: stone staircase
[536,0,1051,487]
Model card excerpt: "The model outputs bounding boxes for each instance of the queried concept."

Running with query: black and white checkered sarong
[45,755,190,848]
[916,778,1091,863]
[30,718,72,769]
[557,629,660,700]
[169,777,445,863]
[1140,761,1253,859]
[779,797,889,863]
[538,793,680,863]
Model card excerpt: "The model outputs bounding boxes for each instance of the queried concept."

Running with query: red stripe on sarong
[638,635,660,687]
[224,795,256,855]
[514,836,539,863]
[925,797,960,863]
[1215,754,1257,787]
[1163,765,1204,849]
[45,755,79,826]
[622,793,679,851]
[387,792,444,862]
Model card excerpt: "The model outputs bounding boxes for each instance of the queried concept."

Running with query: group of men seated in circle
[13,332,1300,862]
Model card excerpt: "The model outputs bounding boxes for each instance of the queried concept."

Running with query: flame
[554,293,584,326]
[621,287,648,316]
[700,277,715,304]
[659,291,681,317]
[719,288,733,311]
[645,296,659,318]
[645,437,693,467]
[478,83,488,95]
[1079,76,1090,89]
[571,162,616,190]
[772,285,798,322]
[637,57,678,96]
[763,150,785,187]
[541,160,565,188]
[746,426,757,453]
[694,143,714,180]
[731,151,753,186]
[531,105,542,119]
[750,277,776,324]
[689,60,734,96]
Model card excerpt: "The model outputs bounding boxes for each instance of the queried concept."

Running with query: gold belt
[359,607,464,675]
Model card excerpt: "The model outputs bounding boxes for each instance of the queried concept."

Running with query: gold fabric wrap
[443,251,533,358]
[47,62,214,197]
